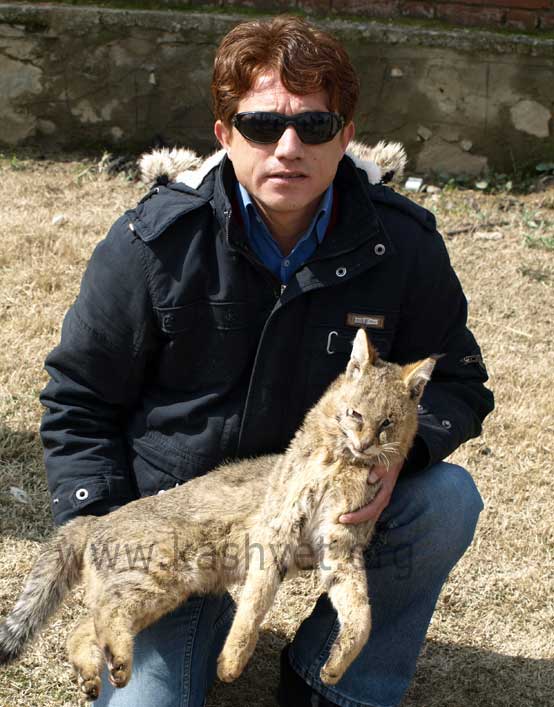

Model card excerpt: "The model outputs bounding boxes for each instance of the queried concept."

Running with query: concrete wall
[1,3,553,175]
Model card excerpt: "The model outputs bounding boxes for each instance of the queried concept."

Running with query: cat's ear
[401,357,436,400]
[346,329,378,380]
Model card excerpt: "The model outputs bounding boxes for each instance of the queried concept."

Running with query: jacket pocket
[305,308,399,380]
[156,301,261,334]
[131,430,223,496]
[154,301,266,391]
[299,305,398,412]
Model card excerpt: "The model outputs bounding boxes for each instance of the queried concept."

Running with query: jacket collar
[213,154,389,261]
[131,179,213,243]
[132,152,392,263]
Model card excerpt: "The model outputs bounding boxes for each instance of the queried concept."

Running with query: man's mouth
[267,172,307,180]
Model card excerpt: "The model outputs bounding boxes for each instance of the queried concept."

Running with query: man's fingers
[340,461,403,525]
[368,470,379,483]
[368,461,403,484]
[339,497,382,524]
[368,464,388,484]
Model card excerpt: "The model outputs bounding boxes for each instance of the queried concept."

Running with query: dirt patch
[0,154,553,706]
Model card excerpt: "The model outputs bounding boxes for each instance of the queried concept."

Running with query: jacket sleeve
[392,228,494,473]
[40,214,158,525]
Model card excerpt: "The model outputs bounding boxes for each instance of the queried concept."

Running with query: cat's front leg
[216,625,258,683]
[217,545,288,682]
[318,541,371,685]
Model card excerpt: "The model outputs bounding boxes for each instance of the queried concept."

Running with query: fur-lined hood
[138,140,407,190]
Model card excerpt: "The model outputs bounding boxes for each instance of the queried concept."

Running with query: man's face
[214,71,354,227]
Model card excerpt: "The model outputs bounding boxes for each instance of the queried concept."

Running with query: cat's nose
[358,437,375,452]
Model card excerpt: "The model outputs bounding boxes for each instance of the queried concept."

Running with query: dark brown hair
[211,16,360,126]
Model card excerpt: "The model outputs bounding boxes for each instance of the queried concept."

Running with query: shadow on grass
[207,628,285,707]
[405,639,553,707]
[207,631,554,707]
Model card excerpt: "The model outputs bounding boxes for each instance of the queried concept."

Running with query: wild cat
[0,329,435,700]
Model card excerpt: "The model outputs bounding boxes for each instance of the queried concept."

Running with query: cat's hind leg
[67,616,104,701]
[93,584,189,690]
[95,605,134,690]
[318,547,371,685]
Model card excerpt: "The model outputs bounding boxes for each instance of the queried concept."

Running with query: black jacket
[40,155,494,525]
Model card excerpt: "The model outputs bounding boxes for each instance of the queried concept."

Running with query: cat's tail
[0,515,94,665]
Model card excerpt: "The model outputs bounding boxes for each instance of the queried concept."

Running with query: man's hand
[339,461,403,525]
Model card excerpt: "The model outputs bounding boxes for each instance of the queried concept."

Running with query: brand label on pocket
[346,313,385,329]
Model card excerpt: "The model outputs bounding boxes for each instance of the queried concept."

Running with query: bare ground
[0,154,553,707]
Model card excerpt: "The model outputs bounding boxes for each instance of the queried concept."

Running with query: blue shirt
[236,182,333,284]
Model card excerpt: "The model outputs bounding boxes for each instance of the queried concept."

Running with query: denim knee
[375,462,484,576]
[424,462,483,559]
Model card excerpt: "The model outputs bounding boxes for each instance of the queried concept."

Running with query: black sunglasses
[231,111,345,145]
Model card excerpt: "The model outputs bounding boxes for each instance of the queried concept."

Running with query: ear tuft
[401,357,436,400]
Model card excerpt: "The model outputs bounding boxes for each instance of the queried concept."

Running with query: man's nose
[274,125,304,159]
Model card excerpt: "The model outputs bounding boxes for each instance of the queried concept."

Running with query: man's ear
[340,120,355,154]
[401,358,436,400]
[346,328,377,380]
[214,120,232,155]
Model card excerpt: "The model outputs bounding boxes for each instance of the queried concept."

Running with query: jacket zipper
[224,209,283,301]
[223,210,290,455]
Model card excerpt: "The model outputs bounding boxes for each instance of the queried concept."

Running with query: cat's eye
[379,418,392,432]
[346,408,363,422]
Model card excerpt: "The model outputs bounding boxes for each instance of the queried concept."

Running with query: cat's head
[323,328,436,467]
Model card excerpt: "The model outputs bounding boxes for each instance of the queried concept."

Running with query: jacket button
[417,404,424,413]
[374,243,386,256]
[75,488,89,501]
[336,267,347,278]
[164,314,175,326]
[441,419,452,430]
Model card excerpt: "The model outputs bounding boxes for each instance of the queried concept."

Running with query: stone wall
[232,0,554,32]
[332,0,554,31]
[1,3,553,175]
[18,1,554,32]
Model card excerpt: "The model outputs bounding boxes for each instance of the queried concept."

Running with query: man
[40,15,494,707]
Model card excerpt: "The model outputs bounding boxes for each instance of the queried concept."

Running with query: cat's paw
[217,633,257,682]
[108,660,131,689]
[77,672,102,701]
[105,653,132,689]
[320,658,344,685]
[217,652,244,683]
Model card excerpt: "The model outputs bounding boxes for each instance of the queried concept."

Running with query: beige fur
[138,139,408,188]
[0,330,434,700]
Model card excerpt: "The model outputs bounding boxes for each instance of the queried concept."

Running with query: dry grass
[0,153,553,706]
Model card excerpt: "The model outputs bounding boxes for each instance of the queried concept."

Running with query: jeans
[94,462,483,707]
